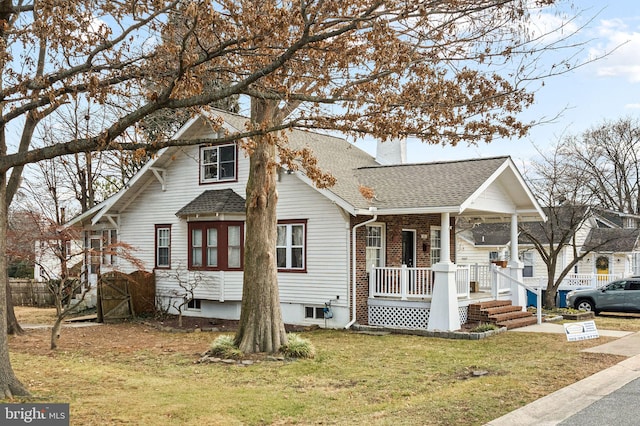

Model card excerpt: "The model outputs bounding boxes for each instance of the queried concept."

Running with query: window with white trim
[155,225,171,268]
[304,306,325,320]
[277,222,306,271]
[366,224,385,270]
[200,143,236,183]
[521,251,534,277]
[430,226,441,264]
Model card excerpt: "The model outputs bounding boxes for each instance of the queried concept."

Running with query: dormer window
[200,143,237,183]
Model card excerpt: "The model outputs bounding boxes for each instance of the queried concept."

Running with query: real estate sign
[564,320,599,342]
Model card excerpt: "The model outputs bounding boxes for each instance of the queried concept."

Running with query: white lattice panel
[368,305,430,329]
[459,306,468,324]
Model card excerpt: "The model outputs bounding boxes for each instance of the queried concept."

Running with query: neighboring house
[33,239,84,282]
[457,208,640,288]
[582,227,640,277]
[67,109,543,331]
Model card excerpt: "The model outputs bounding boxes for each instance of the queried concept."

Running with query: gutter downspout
[345,208,378,329]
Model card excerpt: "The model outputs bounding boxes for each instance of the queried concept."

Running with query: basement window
[187,299,202,310]
[304,306,325,320]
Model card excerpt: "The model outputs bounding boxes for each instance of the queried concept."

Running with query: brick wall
[349,214,456,324]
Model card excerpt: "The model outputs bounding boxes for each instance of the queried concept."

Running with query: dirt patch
[11,322,212,358]
[138,315,318,333]
[10,311,317,359]
[140,315,240,332]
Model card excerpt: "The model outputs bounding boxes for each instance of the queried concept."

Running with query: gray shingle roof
[208,110,513,212]
[353,158,508,210]
[176,189,245,217]
[470,223,512,246]
[583,228,640,252]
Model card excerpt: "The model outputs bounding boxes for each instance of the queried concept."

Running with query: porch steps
[468,300,537,330]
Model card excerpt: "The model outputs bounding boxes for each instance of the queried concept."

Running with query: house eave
[460,158,546,222]
[355,206,460,216]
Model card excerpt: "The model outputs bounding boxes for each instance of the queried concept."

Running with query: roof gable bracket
[104,214,120,229]
[150,167,167,191]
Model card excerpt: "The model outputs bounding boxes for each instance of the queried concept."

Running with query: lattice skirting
[368,304,469,329]
[459,306,468,324]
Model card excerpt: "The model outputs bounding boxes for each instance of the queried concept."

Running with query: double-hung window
[227,225,242,268]
[155,225,171,269]
[200,143,237,183]
[365,224,385,270]
[430,226,441,264]
[188,222,243,270]
[277,221,306,271]
[521,251,534,277]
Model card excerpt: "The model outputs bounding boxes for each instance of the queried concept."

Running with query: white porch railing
[369,265,470,300]
[465,264,493,291]
[492,267,512,298]
[492,265,542,325]
[523,273,621,290]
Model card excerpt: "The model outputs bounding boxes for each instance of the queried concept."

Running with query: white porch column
[427,212,461,331]
[508,213,526,309]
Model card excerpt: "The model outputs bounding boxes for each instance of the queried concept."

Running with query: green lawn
[7,309,637,425]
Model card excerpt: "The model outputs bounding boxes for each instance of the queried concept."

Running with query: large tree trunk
[0,172,30,396]
[543,286,558,309]
[6,281,23,335]
[234,101,287,353]
[544,264,559,309]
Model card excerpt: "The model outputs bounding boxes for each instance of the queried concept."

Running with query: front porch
[367,264,523,330]
[369,264,503,300]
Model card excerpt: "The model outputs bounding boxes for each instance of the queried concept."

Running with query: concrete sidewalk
[486,323,640,425]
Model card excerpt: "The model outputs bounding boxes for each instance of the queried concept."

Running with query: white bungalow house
[67,109,544,331]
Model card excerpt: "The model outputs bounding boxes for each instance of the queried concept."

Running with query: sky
[353,0,640,169]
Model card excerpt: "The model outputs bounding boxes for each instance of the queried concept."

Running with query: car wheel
[576,299,595,312]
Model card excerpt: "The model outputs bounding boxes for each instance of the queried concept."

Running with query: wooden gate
[97,270,156,322]
[98,271,135,322]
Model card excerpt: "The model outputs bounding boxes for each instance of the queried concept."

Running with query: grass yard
[6,307,640,425]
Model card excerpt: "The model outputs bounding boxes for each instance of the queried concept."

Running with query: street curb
[485,353,640,425]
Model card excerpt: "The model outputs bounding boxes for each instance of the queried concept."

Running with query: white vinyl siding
[275,176,349,305]
[110,139,249,302]
[89,130,349,316]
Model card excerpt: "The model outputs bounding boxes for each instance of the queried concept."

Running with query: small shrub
[471,323,499,333]
[209,335,243,359]
[281,333,315,359]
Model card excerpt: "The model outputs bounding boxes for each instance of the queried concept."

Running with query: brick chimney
[376,139,407,165]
